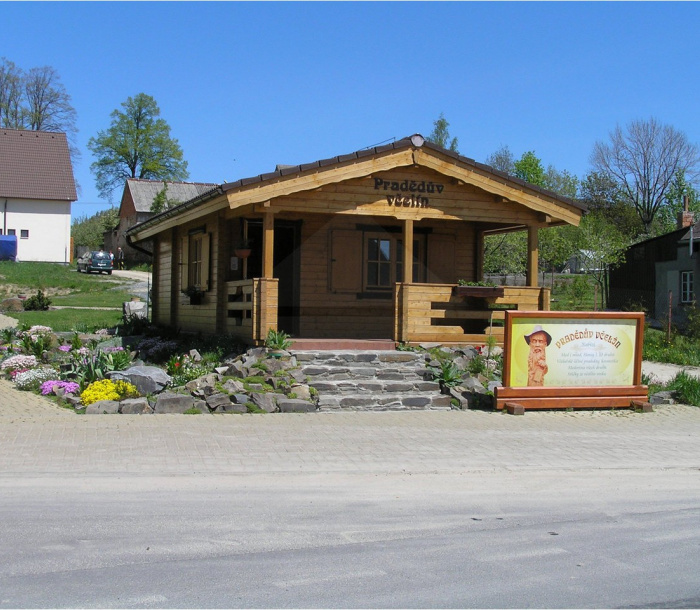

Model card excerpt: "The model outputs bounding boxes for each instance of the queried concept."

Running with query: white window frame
[681,271,694,304]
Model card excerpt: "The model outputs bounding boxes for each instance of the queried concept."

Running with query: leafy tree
[579,171,643,239]
[545,166,578,199]
[88,93,189,201]
[574,211,629,308]
[654,169,700,235]
[591,117,700,233]
[150,182,182,213]
[484,232,526,283]
[513,151,547,187]
[72,209,119,250]
[427,112,458,152]
[0,58,78,163]
[538,226,577,286]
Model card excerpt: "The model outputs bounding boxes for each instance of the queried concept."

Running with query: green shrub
[23,290,51,311]
[429,359,462,388]
[666,371,700,406]
[265,328,292,351]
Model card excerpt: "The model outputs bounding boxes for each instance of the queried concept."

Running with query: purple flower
[40,380,80,395]
[58,345,71,352]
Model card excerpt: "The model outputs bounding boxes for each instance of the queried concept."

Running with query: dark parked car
[77,250,113,274]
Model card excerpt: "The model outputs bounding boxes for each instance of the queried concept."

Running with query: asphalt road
[1,403,700,608]
[1,471,699,608]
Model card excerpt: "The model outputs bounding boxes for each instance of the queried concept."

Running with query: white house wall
[1,199,71,263]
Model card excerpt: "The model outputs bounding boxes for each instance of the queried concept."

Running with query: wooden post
[403,219,414,283]
[262,210,274,279]
[667,290,673,342]
[527,226,538,287]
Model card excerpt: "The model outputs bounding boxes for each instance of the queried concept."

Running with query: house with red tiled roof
[104,178,217,265]
[0,129,77,263]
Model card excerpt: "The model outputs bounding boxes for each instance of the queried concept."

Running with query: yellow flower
[81,379,139,406]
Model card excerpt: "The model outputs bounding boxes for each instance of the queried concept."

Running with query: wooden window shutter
[180,235,189,290]
[330,230,362,292]
[201,233,211,291]
[427,235,456,284]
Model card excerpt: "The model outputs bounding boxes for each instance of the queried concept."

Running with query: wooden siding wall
[173,217,221,334]
[154,236,172,325]
[395,284,550,345]
[274,168,542,225]
[296,214,476,339]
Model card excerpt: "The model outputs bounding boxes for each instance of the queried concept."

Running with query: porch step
[291,349,450,412]
[290,338,396,351]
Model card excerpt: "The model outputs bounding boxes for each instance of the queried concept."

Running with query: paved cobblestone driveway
[2,377,699,477]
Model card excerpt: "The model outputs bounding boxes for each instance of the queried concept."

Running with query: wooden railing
[225,278,279,344]
[394,283,550,346]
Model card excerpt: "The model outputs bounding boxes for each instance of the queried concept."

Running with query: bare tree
[0,58,24,128]
[24,66,77,132]
[591,118,699,233]
[0,58,79,165]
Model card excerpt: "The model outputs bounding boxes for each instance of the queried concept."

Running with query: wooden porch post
[262,210,274,278]
[403,219,414,283]
[527,226,539,287]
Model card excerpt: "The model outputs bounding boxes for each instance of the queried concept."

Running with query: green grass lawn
[0,262,139,332]
[7,309,124,332]
[51,290,134,308]
[0,261,130,295]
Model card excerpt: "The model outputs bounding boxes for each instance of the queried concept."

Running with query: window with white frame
[681,271,694,304]
[364,233,425,291]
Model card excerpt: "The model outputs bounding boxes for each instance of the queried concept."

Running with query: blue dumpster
[0,235,17,261]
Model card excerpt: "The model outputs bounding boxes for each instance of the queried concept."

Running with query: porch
[225,279,550,347]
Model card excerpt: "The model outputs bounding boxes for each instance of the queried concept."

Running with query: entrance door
[245,219,301,336]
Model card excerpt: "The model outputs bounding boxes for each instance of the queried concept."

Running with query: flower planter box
[453,286,505,298]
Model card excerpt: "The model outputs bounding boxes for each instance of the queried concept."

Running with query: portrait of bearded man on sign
[524,325,552,386]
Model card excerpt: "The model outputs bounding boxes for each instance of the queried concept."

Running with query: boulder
[206,392,233,411]
[154,392,197,414]
[120,397,154,414]
[109,366,171,395]
[217,402,248,414]
[290,383,312,401]
[0,297,23,312]
[278,399,317,413]
[250,392,283,413]
[123,300,147,320]
[85,400,120,415]
[221,379,246,394]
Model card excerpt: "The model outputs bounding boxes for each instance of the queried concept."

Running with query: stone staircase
[292,350,452,411]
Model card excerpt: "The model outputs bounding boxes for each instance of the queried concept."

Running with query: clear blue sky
[3,1,700,221]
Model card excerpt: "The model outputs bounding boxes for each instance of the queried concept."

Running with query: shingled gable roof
[127,134,585,239]
[0,129,77,201]
[123,178,219,214]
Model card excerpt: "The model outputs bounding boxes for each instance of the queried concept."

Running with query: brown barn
[126,135,584,347]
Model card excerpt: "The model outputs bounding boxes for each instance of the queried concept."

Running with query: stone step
[317,392,452,412]
[310,378,440,394]
[301,364,428,380]
[293,350,423,365]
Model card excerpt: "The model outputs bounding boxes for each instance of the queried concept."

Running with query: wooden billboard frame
[495,310,648,411]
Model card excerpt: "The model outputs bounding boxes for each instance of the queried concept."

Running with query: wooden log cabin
[126,134,585,347]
